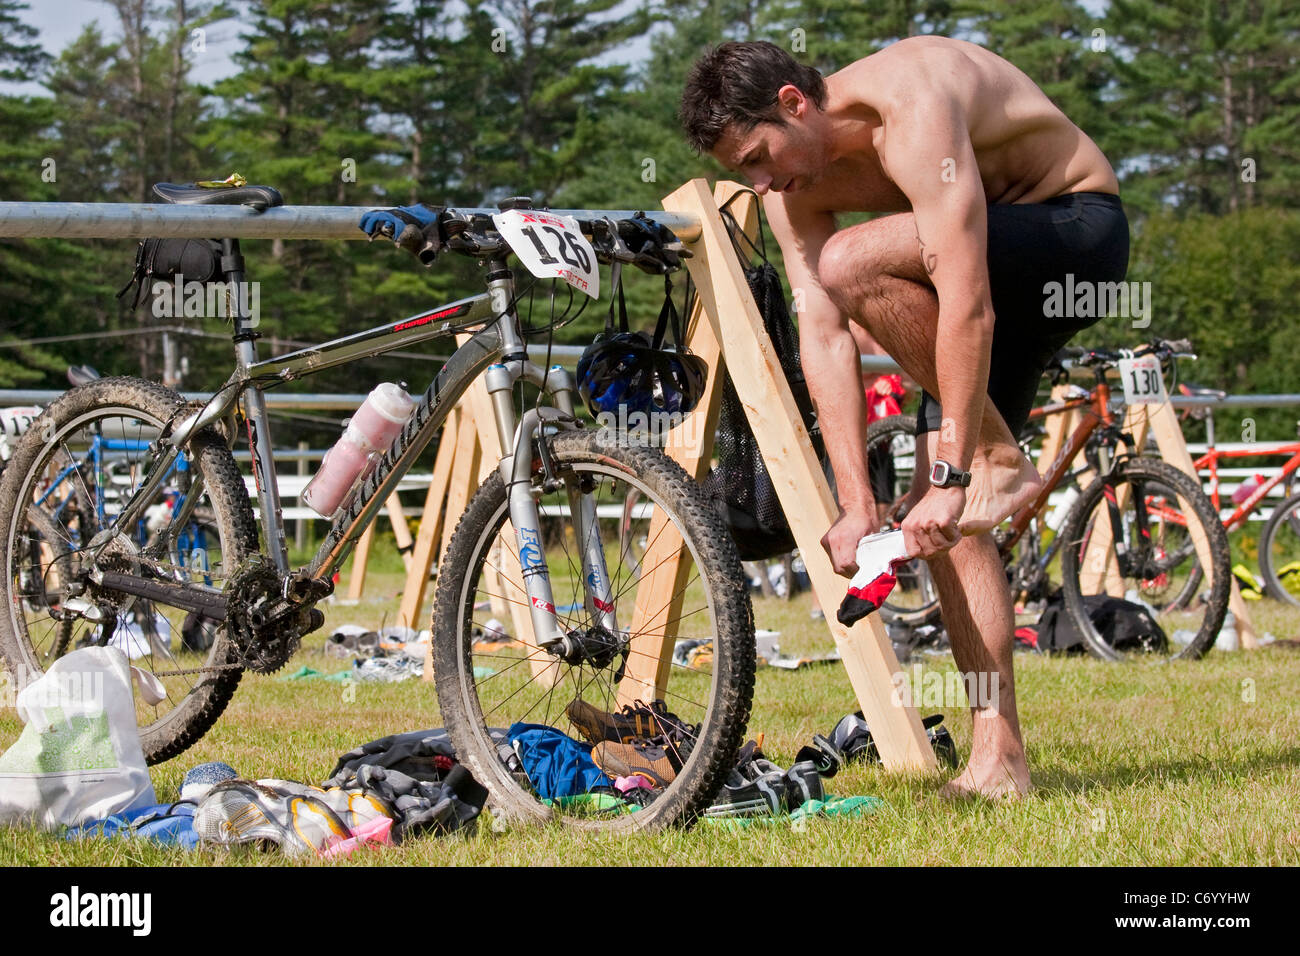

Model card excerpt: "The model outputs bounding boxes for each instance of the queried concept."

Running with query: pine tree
[1105,0,1300,214]
[0,0,72,387]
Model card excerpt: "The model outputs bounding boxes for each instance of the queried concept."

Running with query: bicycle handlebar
[437,206,689,274]
[1058,337,1197,372]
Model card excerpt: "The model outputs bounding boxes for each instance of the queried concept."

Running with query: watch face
[930,462,949,485]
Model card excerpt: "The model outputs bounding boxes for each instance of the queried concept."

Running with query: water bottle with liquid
[303,383,415,518]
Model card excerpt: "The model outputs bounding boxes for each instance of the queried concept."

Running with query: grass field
[2,560,1297,867]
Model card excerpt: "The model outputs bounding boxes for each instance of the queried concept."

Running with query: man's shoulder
[830,37,985,111]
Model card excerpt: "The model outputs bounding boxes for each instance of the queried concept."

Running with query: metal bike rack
[0,202,702,242]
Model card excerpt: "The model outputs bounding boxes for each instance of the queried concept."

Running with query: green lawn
[2,565,1297,867]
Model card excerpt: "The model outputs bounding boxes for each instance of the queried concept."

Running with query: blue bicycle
[15,366,222,665]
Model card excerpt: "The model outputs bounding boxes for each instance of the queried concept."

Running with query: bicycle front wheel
[0,377,258,763]
[433,429,755,832]
[1258,492,1300,606]
[1059,457,1230,660]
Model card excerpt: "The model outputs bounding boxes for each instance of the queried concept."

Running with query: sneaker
[192,781,352,857]
[590,740,680,788]
[705,769,785,818]
[566,697,695,747]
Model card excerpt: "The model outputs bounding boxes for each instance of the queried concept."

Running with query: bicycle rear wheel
[0,377,258,763]
[1258,492,1300,606]
[433,429,754,831]
[1058,457,1230,660]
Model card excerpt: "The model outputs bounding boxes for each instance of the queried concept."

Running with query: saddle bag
[118,238,225,310]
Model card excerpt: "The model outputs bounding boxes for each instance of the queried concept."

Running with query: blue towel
[506,723,610,800]
[65,802,199,849]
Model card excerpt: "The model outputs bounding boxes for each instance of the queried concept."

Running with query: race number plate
[492,210,599,298]
[1118,354,1166,405]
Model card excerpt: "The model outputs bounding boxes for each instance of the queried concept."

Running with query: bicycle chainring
[225,556,321,674]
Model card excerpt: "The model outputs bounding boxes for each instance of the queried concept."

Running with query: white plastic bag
[0,646,156,829]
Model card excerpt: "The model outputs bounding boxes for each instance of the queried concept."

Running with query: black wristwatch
[929,459,972,489]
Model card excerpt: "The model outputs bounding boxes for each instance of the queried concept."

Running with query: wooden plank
[422,401,483,683]
[1079,405,1147,596]
[1036,384,1079,480]
[661,178,935,772]
[398,406,461,630]
[387,492,414,571]
[615,181,734,707]
[346,521,375,601]
[438,406,483,584]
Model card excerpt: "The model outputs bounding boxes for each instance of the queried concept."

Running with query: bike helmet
[577,272,707,419]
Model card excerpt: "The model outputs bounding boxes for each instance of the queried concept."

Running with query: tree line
[1,0,1297,438]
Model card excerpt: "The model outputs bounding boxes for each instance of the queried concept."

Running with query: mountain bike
[0,185,755,832]
[865,339,1231,660]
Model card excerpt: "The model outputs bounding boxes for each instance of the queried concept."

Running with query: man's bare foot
[959,445,1042,535]
[937,756,1032,801]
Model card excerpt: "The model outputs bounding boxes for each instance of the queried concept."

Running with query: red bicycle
[866,339,1232,660]
[1175,386,1300,605]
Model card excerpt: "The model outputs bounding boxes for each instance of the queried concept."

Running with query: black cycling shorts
[916,191,1130,438]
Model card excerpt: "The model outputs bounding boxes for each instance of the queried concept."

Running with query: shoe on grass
[590,740,680,789]
[566,697,696,747]
[193,780,352,857]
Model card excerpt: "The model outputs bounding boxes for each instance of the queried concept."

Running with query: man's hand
[822,504,879,576]
[901,486,964,558]
[358,203,445,264]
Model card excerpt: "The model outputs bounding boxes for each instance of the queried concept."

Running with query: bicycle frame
[1194,442,1300,530]
[95,239,619,652]
[999,378,1118,558]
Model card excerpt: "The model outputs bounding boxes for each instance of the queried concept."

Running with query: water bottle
[1231,474,1266,505]
[1215,611,1239,652]
[1045,485,1081,532]
[303,384,415,518]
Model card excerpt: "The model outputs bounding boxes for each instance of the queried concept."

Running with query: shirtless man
[679,38,1129,798]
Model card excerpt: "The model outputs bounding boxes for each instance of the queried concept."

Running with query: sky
[4,0,243,94]
[5,0,1111,97]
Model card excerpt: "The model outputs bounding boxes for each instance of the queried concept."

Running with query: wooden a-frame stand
[645,180,935,771]
[381,180,935,770]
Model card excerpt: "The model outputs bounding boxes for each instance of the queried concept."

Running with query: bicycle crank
[225,557,325,674]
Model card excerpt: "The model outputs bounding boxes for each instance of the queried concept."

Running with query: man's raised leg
[817,215,1041,530]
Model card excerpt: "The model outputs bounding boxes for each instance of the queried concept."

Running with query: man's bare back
[745,36,1118,218]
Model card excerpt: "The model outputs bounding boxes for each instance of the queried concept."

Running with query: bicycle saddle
[67,364,101,387]
[152,182,284,211]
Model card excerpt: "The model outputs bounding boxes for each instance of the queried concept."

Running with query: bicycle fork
[483,362,620,662]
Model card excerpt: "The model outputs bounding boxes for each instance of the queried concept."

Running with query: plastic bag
[0,646,156,829]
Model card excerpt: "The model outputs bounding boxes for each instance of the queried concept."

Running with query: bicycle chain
[85,546,309,676]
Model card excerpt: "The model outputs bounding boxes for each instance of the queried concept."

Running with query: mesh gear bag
[701,192,826,561]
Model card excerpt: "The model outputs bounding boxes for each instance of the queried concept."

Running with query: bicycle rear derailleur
[225,557,326,674]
